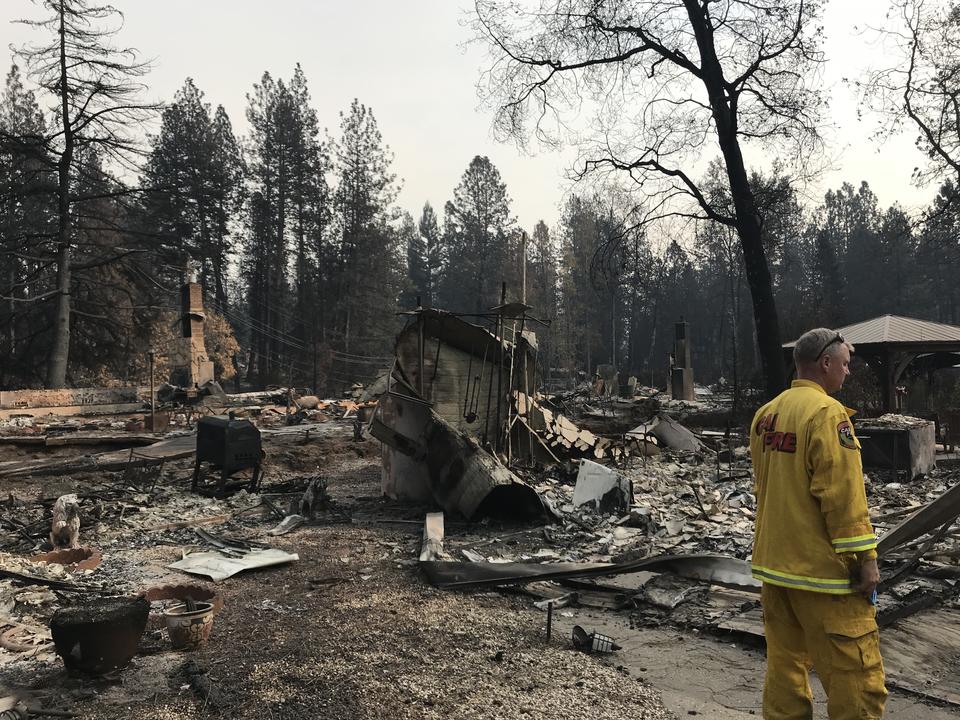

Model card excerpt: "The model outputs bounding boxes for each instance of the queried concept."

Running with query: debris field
[0,380,957,718]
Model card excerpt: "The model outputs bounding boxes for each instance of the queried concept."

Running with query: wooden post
[148,348,156,431]
[881,350,896,413]
[520,232,527,305]
[418,310,425,397]
[495,283,506,452]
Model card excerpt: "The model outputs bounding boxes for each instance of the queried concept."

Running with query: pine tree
[287,65,331,350]
[0,62,53,386]
[439,156,513,312]
[418,202,442,307]
[403,211,427,308]
[330,99,402,374]
[557,195,604,377]
[142,79,243,305]
[526,219,559,381]
[206,105,245,307]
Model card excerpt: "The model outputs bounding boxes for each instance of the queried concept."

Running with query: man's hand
[856,558,880,597]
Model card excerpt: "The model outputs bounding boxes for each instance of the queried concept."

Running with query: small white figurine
[50,494,81,549]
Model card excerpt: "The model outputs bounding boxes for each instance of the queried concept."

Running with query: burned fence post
[149,347,156,431]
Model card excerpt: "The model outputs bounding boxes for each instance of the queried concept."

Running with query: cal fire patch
[837,420,857,450]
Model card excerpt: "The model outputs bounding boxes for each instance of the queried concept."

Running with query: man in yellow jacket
[750,327,886,719]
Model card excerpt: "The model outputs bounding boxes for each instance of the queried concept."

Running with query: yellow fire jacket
[750,379,877,594]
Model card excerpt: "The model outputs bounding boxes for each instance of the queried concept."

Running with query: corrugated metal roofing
[784,315,960,347]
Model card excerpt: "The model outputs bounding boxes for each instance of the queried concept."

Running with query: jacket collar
[791,379,825,394]
[790,379,857,417]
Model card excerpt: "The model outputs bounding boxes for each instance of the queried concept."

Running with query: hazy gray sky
[0,1,935,232]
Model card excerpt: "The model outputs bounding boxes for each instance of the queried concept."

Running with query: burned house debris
[3,302,960,717]
[372,306,657,521]
[0,388,145,422]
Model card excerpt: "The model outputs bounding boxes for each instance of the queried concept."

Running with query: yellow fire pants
[761,583,887,719]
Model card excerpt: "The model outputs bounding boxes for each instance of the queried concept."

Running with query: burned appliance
[192,415,263,493]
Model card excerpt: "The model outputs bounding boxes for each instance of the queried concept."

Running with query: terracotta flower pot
[31,546,102,571]
[163,601,215,650]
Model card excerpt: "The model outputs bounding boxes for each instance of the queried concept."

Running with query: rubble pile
[543,383,739,435]
[515,392,660,463]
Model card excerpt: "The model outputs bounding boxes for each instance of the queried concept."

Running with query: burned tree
[15,0,157,388]
[473,0,827,398]
[863,1,960,189]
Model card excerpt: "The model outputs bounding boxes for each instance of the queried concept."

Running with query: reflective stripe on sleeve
[751,565,854,594]
[831,534,878,553]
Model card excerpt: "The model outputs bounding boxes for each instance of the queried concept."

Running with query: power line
[330,349,393,361]
[211,301,309,352]
[222,311,305,351]
[210,299,306,348]
[331,355,391,365]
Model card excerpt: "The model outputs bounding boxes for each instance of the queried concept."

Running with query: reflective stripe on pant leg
[761,583,814,719]
[789,591,888,720]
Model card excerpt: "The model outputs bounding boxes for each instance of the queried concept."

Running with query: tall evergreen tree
[403,211,428,308]
[330,99,402,365]
[206,105,245,307]
[142,79,244,305]
[243,68,329,381]
[0,62,53,386]
[287,65,331,349]
[557,195,604,376]
[438,156,513,312]
[418,201,442,307]
[916,182,960,324]
[528,220,558,321]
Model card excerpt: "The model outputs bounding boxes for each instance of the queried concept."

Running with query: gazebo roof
[784,315,960,411]
[784,315,960,349]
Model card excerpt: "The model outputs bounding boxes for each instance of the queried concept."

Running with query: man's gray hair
[793,327,854,366]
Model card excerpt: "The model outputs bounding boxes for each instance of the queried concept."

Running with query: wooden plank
[556,415,578,433]
[44,433,159,447]
[0,433,197,479]
[420,512,445,561]
[515,416,562,465]
[0,403,143,420]
[139,513,232,532]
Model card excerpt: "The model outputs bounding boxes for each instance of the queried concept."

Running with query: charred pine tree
[15,0,157,388]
